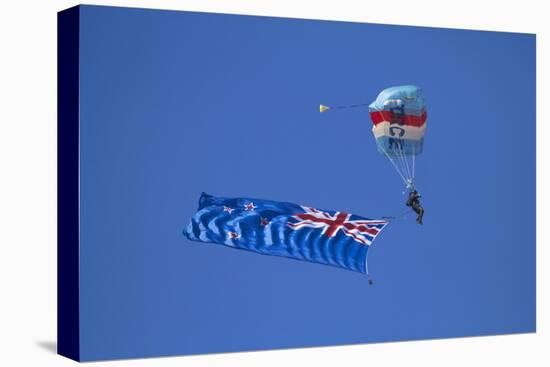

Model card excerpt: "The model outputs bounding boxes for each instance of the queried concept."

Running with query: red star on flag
[260,217,269,226]
[228,231,240,239]
[223,206,234,214]
[244,202,257,211]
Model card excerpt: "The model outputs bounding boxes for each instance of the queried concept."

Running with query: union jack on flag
[288,206,388,246]
[185,193,389,274]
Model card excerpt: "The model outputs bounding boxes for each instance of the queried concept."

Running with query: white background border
[0,1,546,365]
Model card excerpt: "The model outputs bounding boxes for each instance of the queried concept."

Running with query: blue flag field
[184,193,388,274]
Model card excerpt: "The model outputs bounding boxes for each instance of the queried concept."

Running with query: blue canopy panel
[376,136,424,157]
[368,85,426,116]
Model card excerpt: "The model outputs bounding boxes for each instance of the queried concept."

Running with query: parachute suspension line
[392,134,415,190]
[394,143,406,179]
[397,150,409,184]
[394,150,409,186]
[412,145,416,184]
[392,149,402,177]
[373,108,417,190]
[398,140,412,184]
[396,139,410,182]
[382,148,408,186]
[392,144,403,175]
[394,140,411,187]
[375,108,410,188]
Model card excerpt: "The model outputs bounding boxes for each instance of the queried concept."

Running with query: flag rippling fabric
[184,193,388,274]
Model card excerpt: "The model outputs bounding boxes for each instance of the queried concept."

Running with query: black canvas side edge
[57,5,80,362]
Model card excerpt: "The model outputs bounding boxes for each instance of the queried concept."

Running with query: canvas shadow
[36,340,57,354]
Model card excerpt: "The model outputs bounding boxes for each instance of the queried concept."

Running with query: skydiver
[406,189,424,225]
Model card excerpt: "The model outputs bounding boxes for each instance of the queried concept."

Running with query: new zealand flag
[184,193,388,274]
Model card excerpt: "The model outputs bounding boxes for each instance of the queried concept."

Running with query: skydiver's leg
[411,203,423,224]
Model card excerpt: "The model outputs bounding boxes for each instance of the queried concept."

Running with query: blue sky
[78,5,535,361]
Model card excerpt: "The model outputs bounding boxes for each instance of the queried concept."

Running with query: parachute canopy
[369,85,427,157]
[369,85,427,188]
[318,85,427,189]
